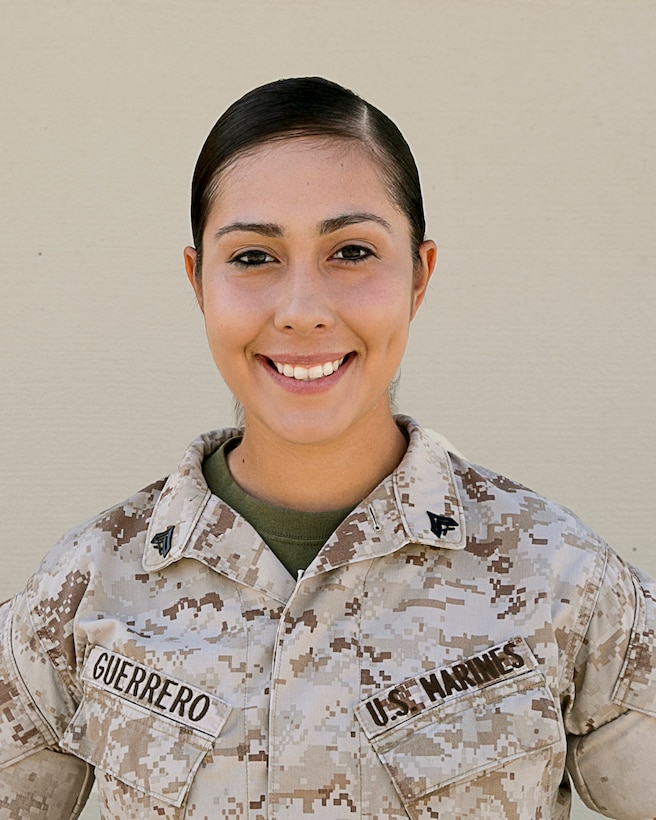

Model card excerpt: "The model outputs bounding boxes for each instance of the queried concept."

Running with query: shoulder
[448,450,606,557]
[32,427,239,579]
[398,417,607,568]
[29,477,167,592]
[24,427,239,620]
[415,423,614,617]
[406,418,603,553]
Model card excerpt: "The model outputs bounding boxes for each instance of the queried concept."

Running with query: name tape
[82,646,230,738]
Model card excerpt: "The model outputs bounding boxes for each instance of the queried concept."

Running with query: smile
[271,356,346,381]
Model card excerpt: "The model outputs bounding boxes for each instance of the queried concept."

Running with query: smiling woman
[0,77,655,820]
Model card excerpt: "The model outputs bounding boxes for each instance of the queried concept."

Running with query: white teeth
[272,357,345,381]
[307,365,324,380]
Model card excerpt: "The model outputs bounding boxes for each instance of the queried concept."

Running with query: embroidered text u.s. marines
[0,417,655,818]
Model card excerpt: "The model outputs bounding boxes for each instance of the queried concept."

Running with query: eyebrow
[213,212,393,240]
[319,212,393,235]
[213,221,282,239]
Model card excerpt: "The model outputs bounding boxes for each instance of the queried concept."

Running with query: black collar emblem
[151,525,175,558]
[427,512,458,538]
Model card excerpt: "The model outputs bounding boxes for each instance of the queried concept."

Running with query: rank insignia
[151,525,175,558]
[427,512,458,538]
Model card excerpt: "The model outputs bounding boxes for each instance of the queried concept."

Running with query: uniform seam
[8,597,71,746]
[69,761,95,819]
[235,582,251,816]
[611,568,651,710]
[357,558,373,818]
[440,448,466,540]
[562,541,609,698]
[24,573,85,708]
[0,606,55,761]
[267,584,292,816]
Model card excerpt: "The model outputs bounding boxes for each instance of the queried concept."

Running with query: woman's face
[185,137,436,448]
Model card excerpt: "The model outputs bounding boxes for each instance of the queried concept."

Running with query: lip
[256,352,354,393]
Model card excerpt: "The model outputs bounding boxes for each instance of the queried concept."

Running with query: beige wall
[1,2,654,818]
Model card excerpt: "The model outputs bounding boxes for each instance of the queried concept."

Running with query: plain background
[1,2,654,818]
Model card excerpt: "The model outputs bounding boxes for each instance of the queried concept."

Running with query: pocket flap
[61,647,231,807]
[355,637,562,804]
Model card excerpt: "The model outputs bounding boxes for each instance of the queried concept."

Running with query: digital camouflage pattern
[0,417,655,819]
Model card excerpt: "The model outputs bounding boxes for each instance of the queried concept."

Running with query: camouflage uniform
[0,417,654,819]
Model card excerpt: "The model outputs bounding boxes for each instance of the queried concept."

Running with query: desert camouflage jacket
[0,417,655,819]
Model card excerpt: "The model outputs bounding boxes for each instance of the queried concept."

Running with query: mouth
[268,355,349,382]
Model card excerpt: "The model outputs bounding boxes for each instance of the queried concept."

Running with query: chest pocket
[60,647,231,810]
[355,637,564,811]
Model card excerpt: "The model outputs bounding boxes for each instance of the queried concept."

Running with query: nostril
[283,321,327,334]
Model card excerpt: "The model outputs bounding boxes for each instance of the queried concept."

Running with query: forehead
[209,137,401,224]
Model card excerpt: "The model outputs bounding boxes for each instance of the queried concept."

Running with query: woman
[0,77,654,819]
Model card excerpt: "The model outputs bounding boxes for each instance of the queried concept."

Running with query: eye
[332,245,375,264]
[229,249,275,268]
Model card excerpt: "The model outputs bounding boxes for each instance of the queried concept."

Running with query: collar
[143,417,466,601]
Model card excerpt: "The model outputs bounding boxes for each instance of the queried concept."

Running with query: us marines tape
[81,646,230,738]
[355,637,538,738]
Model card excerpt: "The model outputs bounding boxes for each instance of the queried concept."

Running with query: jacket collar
[144,417,466,600]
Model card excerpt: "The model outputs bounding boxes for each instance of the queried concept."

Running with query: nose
[273,265,335,336]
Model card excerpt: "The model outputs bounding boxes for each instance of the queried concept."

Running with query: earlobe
[411,240,437,318]
[184,246,203,310]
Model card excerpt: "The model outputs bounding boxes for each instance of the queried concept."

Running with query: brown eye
[230,250,275,268]
[333,245,373,263]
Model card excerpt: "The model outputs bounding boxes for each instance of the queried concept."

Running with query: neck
[226,413,407,512]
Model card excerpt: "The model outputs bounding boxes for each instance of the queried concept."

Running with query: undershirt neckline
[202,438,355,577]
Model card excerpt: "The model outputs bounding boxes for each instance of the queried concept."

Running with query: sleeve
[0,592,93,818]
[565,551,656,819]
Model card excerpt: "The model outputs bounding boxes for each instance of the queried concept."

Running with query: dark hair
[190,77,425,269]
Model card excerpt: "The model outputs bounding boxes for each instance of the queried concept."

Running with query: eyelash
[228,244,375,269]
[229,250,275,269]
[332,245,375,264]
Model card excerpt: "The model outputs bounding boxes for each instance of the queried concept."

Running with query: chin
[276,422,346,448]
[249,409,354,449]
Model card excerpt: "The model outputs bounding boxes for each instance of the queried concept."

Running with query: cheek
[201,293,240,356]
[201,283,272,370]
[346,277,415,332]
[203,282,261,344]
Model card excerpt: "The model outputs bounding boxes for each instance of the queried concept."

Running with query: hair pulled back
[190,77,425,267]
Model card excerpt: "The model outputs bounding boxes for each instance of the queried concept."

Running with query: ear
[410,240,437,319]
[184,246,203,311]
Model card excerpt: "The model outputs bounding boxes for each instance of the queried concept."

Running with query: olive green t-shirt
[202,440,355,578]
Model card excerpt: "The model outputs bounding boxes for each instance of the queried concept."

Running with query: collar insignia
[151,525,175,558]
[427,512,458,539]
